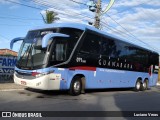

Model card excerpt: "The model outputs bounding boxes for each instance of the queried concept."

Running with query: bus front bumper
[14,73,61,90]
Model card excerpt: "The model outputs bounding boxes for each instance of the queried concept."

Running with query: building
[0,49,17,56]
[0,49,17,82]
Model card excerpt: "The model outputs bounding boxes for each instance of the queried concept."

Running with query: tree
[41,10,60,24]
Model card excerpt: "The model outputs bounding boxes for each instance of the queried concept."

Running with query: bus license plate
[21,81,27,85]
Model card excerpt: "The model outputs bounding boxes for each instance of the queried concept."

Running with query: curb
[0,83,26,91]
[0,89,24,91]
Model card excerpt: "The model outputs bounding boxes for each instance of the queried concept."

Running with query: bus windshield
[16,28,83,69]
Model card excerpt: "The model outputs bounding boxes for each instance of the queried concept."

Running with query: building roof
[0,49,17,56]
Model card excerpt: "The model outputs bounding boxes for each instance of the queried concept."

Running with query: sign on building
[0,56,17,82]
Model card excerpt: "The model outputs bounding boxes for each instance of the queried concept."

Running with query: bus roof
[31,22,158,54]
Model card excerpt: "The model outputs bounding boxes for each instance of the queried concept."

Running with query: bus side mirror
[10,37,24,50]
[42,33,69,48]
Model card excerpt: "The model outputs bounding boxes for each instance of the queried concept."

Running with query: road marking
[0,89,24,92]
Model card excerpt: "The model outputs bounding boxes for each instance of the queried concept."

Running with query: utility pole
[88,0,115,29]
[87,0,102,29]
[94,0,101,29]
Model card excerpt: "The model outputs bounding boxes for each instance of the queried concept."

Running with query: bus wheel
[140,79,148,91]
[134,79,141,92]
[69,76,82,96]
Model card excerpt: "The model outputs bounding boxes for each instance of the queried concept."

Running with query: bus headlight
[32,72,45,78]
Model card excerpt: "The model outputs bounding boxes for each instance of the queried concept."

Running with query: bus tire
[140,79,148,91]
[69,76,82,96]
[134,79,141,92]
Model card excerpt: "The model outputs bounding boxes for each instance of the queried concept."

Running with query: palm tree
[41,10,60,24]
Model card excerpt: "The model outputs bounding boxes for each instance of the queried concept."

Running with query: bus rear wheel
[134,79,141,92]
[140,79,148,91]
[69,76,82,96]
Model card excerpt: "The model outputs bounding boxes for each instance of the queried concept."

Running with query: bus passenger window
[55,44,67,61]
[79,33,100,55]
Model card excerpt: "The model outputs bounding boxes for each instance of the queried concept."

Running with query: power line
[0,11,42,20]
[106,14,137,38]
[0,34,10,40]
[101,21,159,51]
[0,16,42,21]
[101,21,131,37]
[22,0,95,25]
[4,0,125,36]
[69,0,87,6]
[110,1,150,16]
[28,0,158,50]
[0,23,32,26]
[103,14,158,51]
[5,0,93,24]
[100,21,138,45]
[32,0,95,22]
[5,0,43,10]
[5,0,94,26]
[0,18,39,26]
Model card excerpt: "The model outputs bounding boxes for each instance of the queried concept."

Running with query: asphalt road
[0,86,160,120]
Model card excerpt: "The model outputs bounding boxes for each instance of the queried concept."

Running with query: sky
[0,0,160,54]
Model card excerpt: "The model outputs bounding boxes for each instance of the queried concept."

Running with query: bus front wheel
[69,76,82,96]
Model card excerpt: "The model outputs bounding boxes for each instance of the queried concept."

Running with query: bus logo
[2,112,11,117]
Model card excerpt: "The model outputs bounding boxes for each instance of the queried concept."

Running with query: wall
[0,56,17,83]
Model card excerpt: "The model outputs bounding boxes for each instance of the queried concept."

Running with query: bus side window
[55,44,66,61]
[115,41,127,59]
[100,37,113,57]
[100,37,117,58]
[79,33,100,55]
[77,32,101,66]
[51,39,67,62]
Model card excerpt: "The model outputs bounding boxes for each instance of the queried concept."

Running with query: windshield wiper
[25,45,34,69]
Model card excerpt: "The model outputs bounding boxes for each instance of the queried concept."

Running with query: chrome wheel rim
[73,81,80,92]
[136,82,141,90]
[143,81,147,89]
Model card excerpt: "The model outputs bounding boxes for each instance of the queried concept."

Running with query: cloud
[33,0,87,10]
[114,0,146,7]
[114,0,160,7]
[0,0,20,9]
[99,0,160,52]
[25,0,160,53]
[0,0,20,4]
[37,0,94,24]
